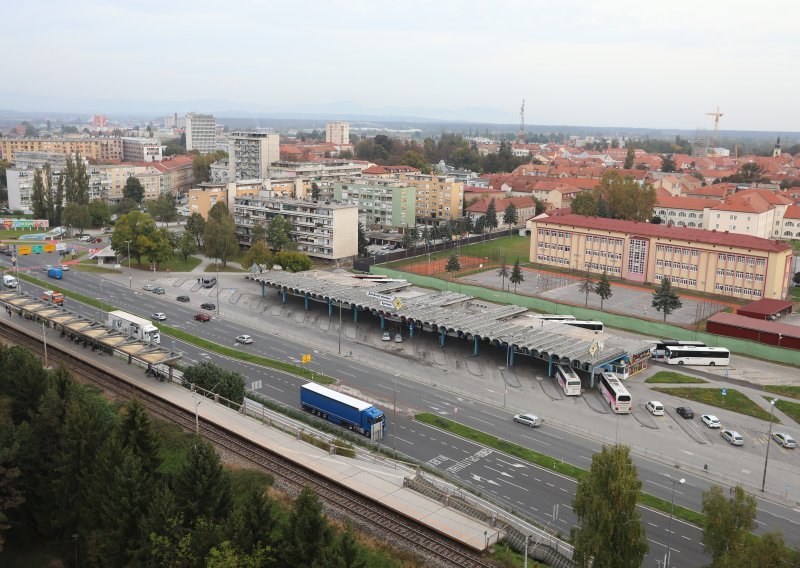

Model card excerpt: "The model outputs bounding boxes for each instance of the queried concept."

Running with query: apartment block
[325,122,350,145]
[333,179,416,228]
[0,137,123,163]
[530,214,793,300]
[99,155,193,202]
[121,137,164,162]
[228,132,280,180]
[234,195,358,260]
[185,113,218,154]
[404,174,464,221]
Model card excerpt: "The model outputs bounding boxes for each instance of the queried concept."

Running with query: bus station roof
[248,271,651,372]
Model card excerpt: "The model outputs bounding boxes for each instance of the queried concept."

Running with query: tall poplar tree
[30,169,48,219]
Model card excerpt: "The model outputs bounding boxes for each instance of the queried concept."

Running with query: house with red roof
[466,196,538,228]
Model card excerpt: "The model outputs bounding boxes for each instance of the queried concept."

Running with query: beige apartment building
[405,174,464,221]
[530,214,793,301]
[100,155,193,202]
[0,137,123,162]
[325,122,350,145]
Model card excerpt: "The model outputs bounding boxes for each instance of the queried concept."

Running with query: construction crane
[706,107,724,148]
[518,99,525,144]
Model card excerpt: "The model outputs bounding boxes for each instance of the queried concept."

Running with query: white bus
[652,340,705,358]
[534,314,576,322]
[555,364,582,396]
[597,372,632,414]
[564,320,604,332]
[665,346,730,366]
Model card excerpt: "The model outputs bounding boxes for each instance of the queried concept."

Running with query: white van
[3,275,18,289]
[646,401,665,416]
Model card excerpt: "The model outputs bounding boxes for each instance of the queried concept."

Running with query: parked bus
[555,364,582,396]
[597,372,632,414]
[533,314,576,322]
[652,339,705,358]
[564,320,604,332]
[665,346,730,366]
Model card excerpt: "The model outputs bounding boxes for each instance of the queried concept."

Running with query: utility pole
[393,373,398,466]
[338,301,343,355]
[42,321,48,368]
[125,239,132,287]
[762,399,777,492]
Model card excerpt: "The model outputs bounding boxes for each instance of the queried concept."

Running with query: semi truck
[41,290,65,305]
[300,382,385,440]
[2,275,17,289]
[106,310,161,344]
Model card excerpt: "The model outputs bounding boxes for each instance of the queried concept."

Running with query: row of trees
[29,154,91,231]
[571,171,658,222]
[192,150,229,184]
[0,345,385,566]
[572,444,798,567]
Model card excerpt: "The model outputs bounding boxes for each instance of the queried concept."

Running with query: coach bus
[664,346,730,366]
[555,364,582,396]
[564,320,604,332]
[652,339,705,358]
[534,314,576,322]
[597,372,632,414]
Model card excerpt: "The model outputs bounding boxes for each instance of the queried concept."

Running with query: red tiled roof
[467,196,537,213]
[656,195,716,211]
[784,205,800,219]
[534,214,792,252]
[711,193,773,214]
[735,188,793,206]
[708,312,800,338]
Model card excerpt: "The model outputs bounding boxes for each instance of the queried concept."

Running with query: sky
[3,0,800,131]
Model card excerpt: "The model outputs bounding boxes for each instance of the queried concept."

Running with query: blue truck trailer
[300,382,385,440]
[47,267,63,280]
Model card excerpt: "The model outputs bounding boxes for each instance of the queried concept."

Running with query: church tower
[773,137,782,158]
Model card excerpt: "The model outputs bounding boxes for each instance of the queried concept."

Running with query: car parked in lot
[176,295,190,302]
[513,413,542,428]
[142,284,154,291]
[153,287,165,295]
[194,312,211,322]
[151,312,167,321]
[646,401,665,416]
[395,333,403,343]
[772,432,797,449]
[721,429,744,446]
[382,331,391,341]
[701,414,721,428]
[235,334,253,344]
[676,406,695,419]
[201,302,216,310]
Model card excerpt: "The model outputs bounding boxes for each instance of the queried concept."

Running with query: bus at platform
[555,364,582,396]
[597,372,631,414]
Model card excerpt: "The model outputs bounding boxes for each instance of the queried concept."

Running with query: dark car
[176,295,190,302]
[676,407,694,419]
[201,302,216,310]
[194,312,211,322]
[153,287,166,295]
[90,237,103,243]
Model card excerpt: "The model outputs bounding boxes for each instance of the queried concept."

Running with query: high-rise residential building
[228,132,280,180]
[185,113,217,154]
[0,137,123,163]
[121,137,164,162]
[325,122,350,145]
[333,179,416,228]
[403,174,464,221]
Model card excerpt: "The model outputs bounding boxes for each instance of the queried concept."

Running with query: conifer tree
[509,258,524,293]
[445,254,461,279]
[281,488,333,567]
[652,277,683,321]
[595,271,613,310]
[497,262,510,291]
[172,440,232,523]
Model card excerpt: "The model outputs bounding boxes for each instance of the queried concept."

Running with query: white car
[79,235,92,242]
[513,413,542,427]
[721,429,744,446]
[701,414,721,428]
[646,401,665,416]
[236,334,253,344]
[382,331,391,341]
[395,333,403,343]
[151,312,167,321]
[142,284,154,291]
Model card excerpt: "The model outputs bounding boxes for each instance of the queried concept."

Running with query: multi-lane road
[4,248,800,566]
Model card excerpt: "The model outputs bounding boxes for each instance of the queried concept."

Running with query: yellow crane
[706,107,724,148]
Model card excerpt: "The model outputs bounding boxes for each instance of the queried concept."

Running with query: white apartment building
[121,137,164,162]
[233,194,358,260]
[325,122,350,145]
[185,113,218,154]
[228,132,280,181]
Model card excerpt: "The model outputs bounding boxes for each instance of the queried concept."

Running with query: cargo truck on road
[106,310,161,344]
[300,382,385,440]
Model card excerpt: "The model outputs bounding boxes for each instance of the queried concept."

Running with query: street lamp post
[216,257,220,316]
[42,321,48,368]
[762,399,777,492]
[125,239,132,287]
[393,373,398,466]
[338,301,343,355]
[666,477,685,568]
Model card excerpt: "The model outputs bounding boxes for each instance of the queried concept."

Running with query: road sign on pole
[302,354,311,364]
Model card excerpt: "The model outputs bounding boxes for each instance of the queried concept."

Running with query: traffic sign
[393,297,403,310]
[302,354,312,364]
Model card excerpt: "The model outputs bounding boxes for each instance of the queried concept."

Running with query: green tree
[595,271,613,310]
[266,214,293,252]
[52,172,65,226]
[0,345,49,423]
[124,176,145,203]
[272,251,312,272]
[63,154,77,203]
[172,440,232,523]
[651,215,663,225]
[73,153,89,205]
[186,212,207,249]
[204,204,239,267]
[62,202,92,236]
[0,398,25,552]
[111,210,159,264]
[227,486,278,555]
[624,146,635,169]
[445,254,461,279]
[146,193,178,226]
[598,171,657,222]
[652,277,683,321]
[484,198,498,233]
[399,150,429,173]
[332,522,366,568]
[502,202,518,227]
[357,223,368,257]
[509,258,524,293]
[572,444,648,568]
[30,169,48,219]
[701,485,756,564]
[282,488,333,568]
[88,199,111,228]
[118,398,161,476]
[183,361,246,406]
[178,231,199,261]
[661,154,677,173]
[242,240,272,271]
[140,227,174,270]
[793,271,800,286]
[311,182,321,201]
[571,191,598,216]
[578,271,595,307]
[497,262,509,291]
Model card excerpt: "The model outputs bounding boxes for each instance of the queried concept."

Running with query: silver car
[721,429,744,446]
[513,413,542,428]
[772,432,797,449]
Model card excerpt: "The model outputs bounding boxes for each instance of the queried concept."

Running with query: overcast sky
[3,0,799,130]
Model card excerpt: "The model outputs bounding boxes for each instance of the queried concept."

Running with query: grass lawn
[652,387,779,423]
[415,413,705,527]
[645,371,708,384]
[205,262,245,272]
[764,385,800,400]
[768,397,800,425]
[457,234,531,264]
[129,255,203,273]
[74,264,122,274]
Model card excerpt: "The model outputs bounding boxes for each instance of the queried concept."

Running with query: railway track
[0,322,496,568]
